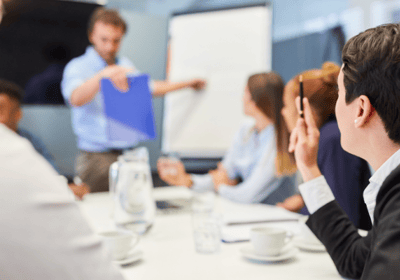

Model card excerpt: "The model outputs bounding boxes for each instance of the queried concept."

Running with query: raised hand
[68,183,90,200]
[288,97,322,182]
[101,65,134,92]
[210,163,237,191]
[189,79,207,90]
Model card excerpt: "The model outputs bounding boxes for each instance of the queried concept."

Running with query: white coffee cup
[250,227,292,256]
[99,230,139,260]
[299,216,321,245]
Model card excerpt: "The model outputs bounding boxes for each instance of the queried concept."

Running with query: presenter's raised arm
[152,79,206,97]
[69,65,133,107]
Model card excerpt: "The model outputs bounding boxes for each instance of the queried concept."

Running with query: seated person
[278,62,371,229]
[0,97,124,280]
[0,1,123,278]
[289,24,400,279]
[0,79,89,199]
[158,72,297,204]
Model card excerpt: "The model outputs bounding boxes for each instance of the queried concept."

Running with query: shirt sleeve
[61,60,86,105]
[191,174,214,192]
[306,201,371,279]
[298,175,335,214]
[190,125,251,194]
[218,137,279,204]
[221,125,247,180]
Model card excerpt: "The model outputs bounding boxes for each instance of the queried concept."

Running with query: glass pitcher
[109,147,156,235]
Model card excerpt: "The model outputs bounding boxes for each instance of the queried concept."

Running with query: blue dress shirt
[191,122,297,204]
[61,46,140,152]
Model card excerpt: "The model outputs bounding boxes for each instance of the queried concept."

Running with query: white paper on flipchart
[163,6,272,156]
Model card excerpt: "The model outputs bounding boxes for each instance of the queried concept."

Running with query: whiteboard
[163,4,272,158]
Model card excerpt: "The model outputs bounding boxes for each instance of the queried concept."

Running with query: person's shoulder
[65,53,88,69]
[1,125,40,155]
[64,47,95,72]
[0,125,65,191]
[17,128,44,148]
[375,164,400,224]
[0,125,30,150]
[17,127,34,140]
[233,120,256,140]
[379,164,400,199]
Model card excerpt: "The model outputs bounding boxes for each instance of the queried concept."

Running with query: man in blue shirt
[61,7,206,192]
[0,79,89,199]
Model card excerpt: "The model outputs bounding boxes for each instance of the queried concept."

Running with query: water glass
[192,210,221,254]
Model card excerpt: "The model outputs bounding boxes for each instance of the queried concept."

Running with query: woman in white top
[158,73,297,204]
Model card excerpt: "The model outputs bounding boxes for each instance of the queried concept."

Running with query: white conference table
[77,186,342,280]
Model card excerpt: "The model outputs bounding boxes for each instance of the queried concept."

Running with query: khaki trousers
[75,150,122,193]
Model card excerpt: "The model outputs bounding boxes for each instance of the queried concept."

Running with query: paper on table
[221,203,302,225]
[152,186,193,201]
[216,199,303,242]
[102,74,156,146]
[221,222,302,243]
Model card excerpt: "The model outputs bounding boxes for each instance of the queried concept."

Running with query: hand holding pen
[299,75,304,118]
[288,96,321,182]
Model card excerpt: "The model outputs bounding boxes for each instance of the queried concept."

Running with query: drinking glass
[192,204,221,254]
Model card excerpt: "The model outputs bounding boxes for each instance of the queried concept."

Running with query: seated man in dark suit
[289,23,400,279]
[0,79,89,199]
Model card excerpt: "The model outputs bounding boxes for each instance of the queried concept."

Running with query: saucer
[113,250,143,266]
[292,236,326,252]
[240,244,299,262]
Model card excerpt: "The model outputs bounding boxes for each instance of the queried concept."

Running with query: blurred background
[1,0,399,183]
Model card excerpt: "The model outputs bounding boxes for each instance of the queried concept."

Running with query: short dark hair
[0,79,24,104]
[87,7,127,36]
[342,23,400,143]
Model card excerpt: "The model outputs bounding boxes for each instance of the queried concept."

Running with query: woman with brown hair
[158,72,297,204]
[278,62,371,229]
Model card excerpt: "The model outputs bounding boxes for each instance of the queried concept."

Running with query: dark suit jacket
[300,120,372,230]
[306,164,400,279]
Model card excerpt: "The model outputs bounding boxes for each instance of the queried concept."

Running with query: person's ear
[354,95,374,127]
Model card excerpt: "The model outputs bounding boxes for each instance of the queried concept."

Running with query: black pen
[299,75,304,118]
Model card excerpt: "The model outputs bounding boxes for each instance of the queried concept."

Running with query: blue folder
[101,74,156,146]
